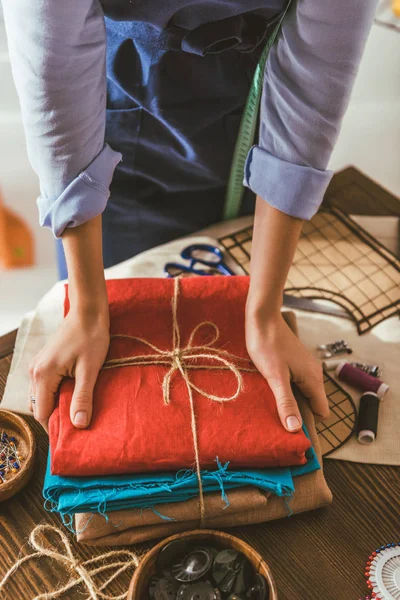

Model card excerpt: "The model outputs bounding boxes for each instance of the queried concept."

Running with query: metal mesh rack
[219,208,400,334]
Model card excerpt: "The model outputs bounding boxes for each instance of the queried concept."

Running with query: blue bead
[9,437,16,443]
[380,546,386,551]
[376,549,381,553]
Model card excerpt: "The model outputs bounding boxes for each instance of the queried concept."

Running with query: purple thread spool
[336,362,389,399]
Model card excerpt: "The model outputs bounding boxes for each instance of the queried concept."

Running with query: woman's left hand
[246,309,330,432]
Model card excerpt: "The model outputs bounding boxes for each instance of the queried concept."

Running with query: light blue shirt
[2,0,377,237]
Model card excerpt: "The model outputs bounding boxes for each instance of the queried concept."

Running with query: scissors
[164,243,235,277]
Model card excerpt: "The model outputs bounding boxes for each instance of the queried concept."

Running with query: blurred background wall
[0,2,399,334]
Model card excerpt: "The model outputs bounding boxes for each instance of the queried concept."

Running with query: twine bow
[103,277,256,525]
[0,523,140,600]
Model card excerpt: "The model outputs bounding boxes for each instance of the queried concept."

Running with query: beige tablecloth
[2,218,399,465]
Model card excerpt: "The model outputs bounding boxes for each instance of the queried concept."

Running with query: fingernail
[74,411,88,427]
[286,416,301,431]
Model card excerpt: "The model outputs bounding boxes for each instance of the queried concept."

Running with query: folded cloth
[49,276,311,477]
[43,430,319,518]
[76,487,270,546]
[75,399,331,545]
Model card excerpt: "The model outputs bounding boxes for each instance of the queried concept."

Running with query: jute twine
[103,277,256,526]
[0,523,140,599]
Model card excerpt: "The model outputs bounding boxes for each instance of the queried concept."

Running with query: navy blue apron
[58,1,287,275]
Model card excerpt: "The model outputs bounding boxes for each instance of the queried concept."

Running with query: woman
[3,0,376,432]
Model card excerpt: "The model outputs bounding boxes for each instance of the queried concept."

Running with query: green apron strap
[223,0,293,220]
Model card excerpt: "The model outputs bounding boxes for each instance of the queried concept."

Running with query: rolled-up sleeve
[2,0,121,237]
[244,0,378,220]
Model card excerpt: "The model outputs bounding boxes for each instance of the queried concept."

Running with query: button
[172,547,213,582]
[231,557,253,595]
[212,549,241,593]
[157,539,193,572]
[246,574,269,599]
[177,581,221,600]
[149,576,180,600]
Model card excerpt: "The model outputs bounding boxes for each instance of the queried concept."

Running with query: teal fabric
[43,428,319,518]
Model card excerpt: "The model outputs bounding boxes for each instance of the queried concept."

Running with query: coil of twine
[0,523,140,599]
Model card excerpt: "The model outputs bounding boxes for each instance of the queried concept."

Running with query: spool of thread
[323,359,381,377]
[323,359,344,372]
[336,362,389,399]
[357,391,380,444]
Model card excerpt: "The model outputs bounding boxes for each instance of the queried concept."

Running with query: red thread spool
[336,362,389,399]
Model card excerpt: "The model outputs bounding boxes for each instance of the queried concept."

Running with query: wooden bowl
[128,529,278,599]
[0,409,37,502]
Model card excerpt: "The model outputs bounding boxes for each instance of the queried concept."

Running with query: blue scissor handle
[180,244,234,276]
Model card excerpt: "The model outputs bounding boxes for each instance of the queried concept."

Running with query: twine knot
[0,523,140,600]
[103,278,256,526]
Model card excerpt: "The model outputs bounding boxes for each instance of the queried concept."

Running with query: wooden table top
[0,332,399,600]
[0,167,399,599]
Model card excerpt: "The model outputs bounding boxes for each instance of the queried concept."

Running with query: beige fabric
[75,399,332,546]
[2,216,399,465]
[75,487,270,545]
[296,310,400,465]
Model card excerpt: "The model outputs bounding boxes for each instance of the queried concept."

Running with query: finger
[267,371,303,433]
[34,385,57,433]
[70,362,97,429]
[32,362,59,432]
[296,370,330,422]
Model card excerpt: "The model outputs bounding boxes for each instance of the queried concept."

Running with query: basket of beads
[0,409,36,502]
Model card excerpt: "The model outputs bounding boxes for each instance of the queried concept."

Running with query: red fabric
[49,277,311,477]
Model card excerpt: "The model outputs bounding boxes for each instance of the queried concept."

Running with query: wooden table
[0,332,399,600]
[0,167,399,599]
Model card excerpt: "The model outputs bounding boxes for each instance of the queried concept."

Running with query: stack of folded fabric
[44,276,332,545]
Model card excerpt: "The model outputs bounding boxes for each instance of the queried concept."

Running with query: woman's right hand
[29,214,110,433]
[29,305,110,432]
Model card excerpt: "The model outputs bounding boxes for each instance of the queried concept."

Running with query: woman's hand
[29,306,109,432]
[248,198,330,432]
[246,308,330,432]
[29,215,109,432]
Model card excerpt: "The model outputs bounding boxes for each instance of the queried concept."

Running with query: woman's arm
[245,0,377,428]
[244,0,378,219]
[2,0,119,428]
[2,0,120,236]
[246,199,329,432]
[29,217,110,431]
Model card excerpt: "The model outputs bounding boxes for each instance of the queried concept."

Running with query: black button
[246,574,269,599]
[149,576,180,600]
[172,547,213,582]
[177,581,221,600]
[232,557,254,595]
[212,549,242,593]
[157,539,193,571]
